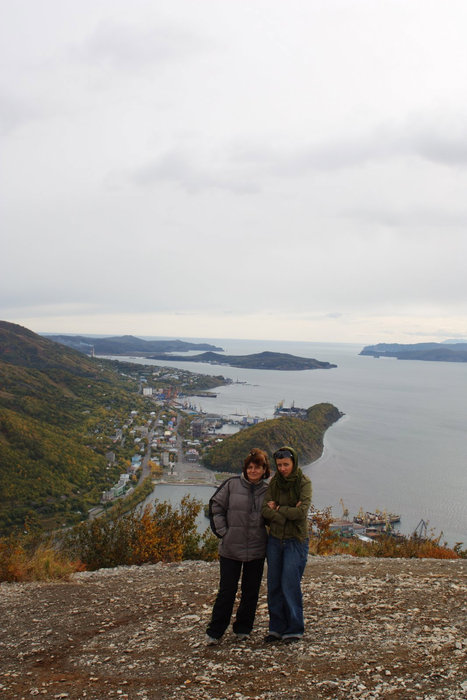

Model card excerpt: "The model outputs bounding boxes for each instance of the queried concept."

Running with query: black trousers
[206,556,265,639]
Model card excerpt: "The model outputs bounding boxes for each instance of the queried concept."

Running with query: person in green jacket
[261,446,312,643]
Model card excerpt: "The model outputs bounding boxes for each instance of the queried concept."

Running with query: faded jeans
[266,535,309,639]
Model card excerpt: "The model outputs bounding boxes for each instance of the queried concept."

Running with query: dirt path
[0,557,466,699]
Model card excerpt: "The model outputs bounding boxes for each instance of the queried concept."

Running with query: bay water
[117,339,467,547]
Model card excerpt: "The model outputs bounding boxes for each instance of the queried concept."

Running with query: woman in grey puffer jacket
[206,448,270,645]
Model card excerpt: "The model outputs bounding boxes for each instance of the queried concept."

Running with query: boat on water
[353,508,401,528]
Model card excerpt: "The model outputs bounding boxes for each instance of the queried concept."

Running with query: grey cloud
[340,206,467,229]
[273,137,394,175]
[0,92,40,134]
[123,119,467,199]
[129,150,260,195]
[232,119,467,177]
[413,130,467,166]
[79,19,212,69]
[228,130,398,175]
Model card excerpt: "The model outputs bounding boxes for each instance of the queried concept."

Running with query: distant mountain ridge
[44,334,223,355]
[360,342,467,362]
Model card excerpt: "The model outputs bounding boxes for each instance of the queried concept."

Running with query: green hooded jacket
[261,446,312,541]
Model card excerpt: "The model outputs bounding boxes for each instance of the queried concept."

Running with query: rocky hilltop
[1,557,466,699]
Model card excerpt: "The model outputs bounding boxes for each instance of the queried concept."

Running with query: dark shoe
[283,636,301,644]
[264,633,281,643]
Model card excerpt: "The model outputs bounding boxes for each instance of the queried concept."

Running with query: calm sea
[116,339,467,547]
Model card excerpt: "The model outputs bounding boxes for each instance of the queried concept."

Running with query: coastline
[101,343,467,547]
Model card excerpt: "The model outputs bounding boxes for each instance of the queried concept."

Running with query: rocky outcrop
[0,556,466,699]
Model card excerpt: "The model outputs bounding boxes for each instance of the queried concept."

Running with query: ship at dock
[274,400,307,419]
[353,508,401,528]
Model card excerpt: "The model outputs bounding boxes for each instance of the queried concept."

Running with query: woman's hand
[267,500,278,510]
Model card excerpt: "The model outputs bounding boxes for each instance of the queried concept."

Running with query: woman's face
[246,463,266,483]
[276,457,294,478]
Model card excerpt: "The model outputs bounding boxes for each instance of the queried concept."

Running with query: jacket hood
[273,446,301,490]
[274,445,299,473]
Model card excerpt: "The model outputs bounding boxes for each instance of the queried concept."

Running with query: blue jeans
[266,535,309,639]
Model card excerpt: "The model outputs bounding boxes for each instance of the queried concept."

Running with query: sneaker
[283,636,301,644]
[263,633,281,643]
[234,633,249,641]
[205,634,220,646]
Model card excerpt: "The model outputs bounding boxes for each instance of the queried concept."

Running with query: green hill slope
[203,403,342,472]
[0,321,151,534]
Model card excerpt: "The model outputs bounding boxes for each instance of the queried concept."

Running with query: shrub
[64,495,215,570]
[309,506,339,555]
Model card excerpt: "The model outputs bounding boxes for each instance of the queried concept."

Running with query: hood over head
[273,445,300,485]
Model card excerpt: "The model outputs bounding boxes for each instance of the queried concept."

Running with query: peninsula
[203,402,342,473]
[360,342,467,362]
[148,350,337,371]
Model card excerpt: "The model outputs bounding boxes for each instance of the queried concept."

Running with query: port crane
[339,498,349,519]
[413,519,428,539]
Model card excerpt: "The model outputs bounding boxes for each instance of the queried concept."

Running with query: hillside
[149,350,337,370]
[0,557,465,699]
[360,342,467,362]
[203,402,342,472]
[0,321,153,534]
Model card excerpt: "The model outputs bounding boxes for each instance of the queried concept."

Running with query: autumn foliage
[309,505,463,559]
[63,496,218,571]
[2,495,464,583]
[0,536,84,582]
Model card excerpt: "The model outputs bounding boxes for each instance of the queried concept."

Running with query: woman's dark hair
[242,448,270,479]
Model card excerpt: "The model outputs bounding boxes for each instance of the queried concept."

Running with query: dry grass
[0,538,84,582]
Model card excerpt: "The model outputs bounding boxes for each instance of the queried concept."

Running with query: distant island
[43,336,336,370]
[360,342,467,362]
[148,350,337,371]
[44,334,223,355]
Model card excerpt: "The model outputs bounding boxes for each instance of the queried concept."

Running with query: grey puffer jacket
[211,474,269,562]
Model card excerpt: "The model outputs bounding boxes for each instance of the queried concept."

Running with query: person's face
[275,457,294,477]
[246,463,266,483]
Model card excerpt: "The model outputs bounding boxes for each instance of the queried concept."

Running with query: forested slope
[203,402,342,472]
[0,321,150,533]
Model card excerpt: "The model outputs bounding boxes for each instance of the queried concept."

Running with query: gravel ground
[0,556,466,700]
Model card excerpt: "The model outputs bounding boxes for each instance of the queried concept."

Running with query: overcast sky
[2,0,467,344]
